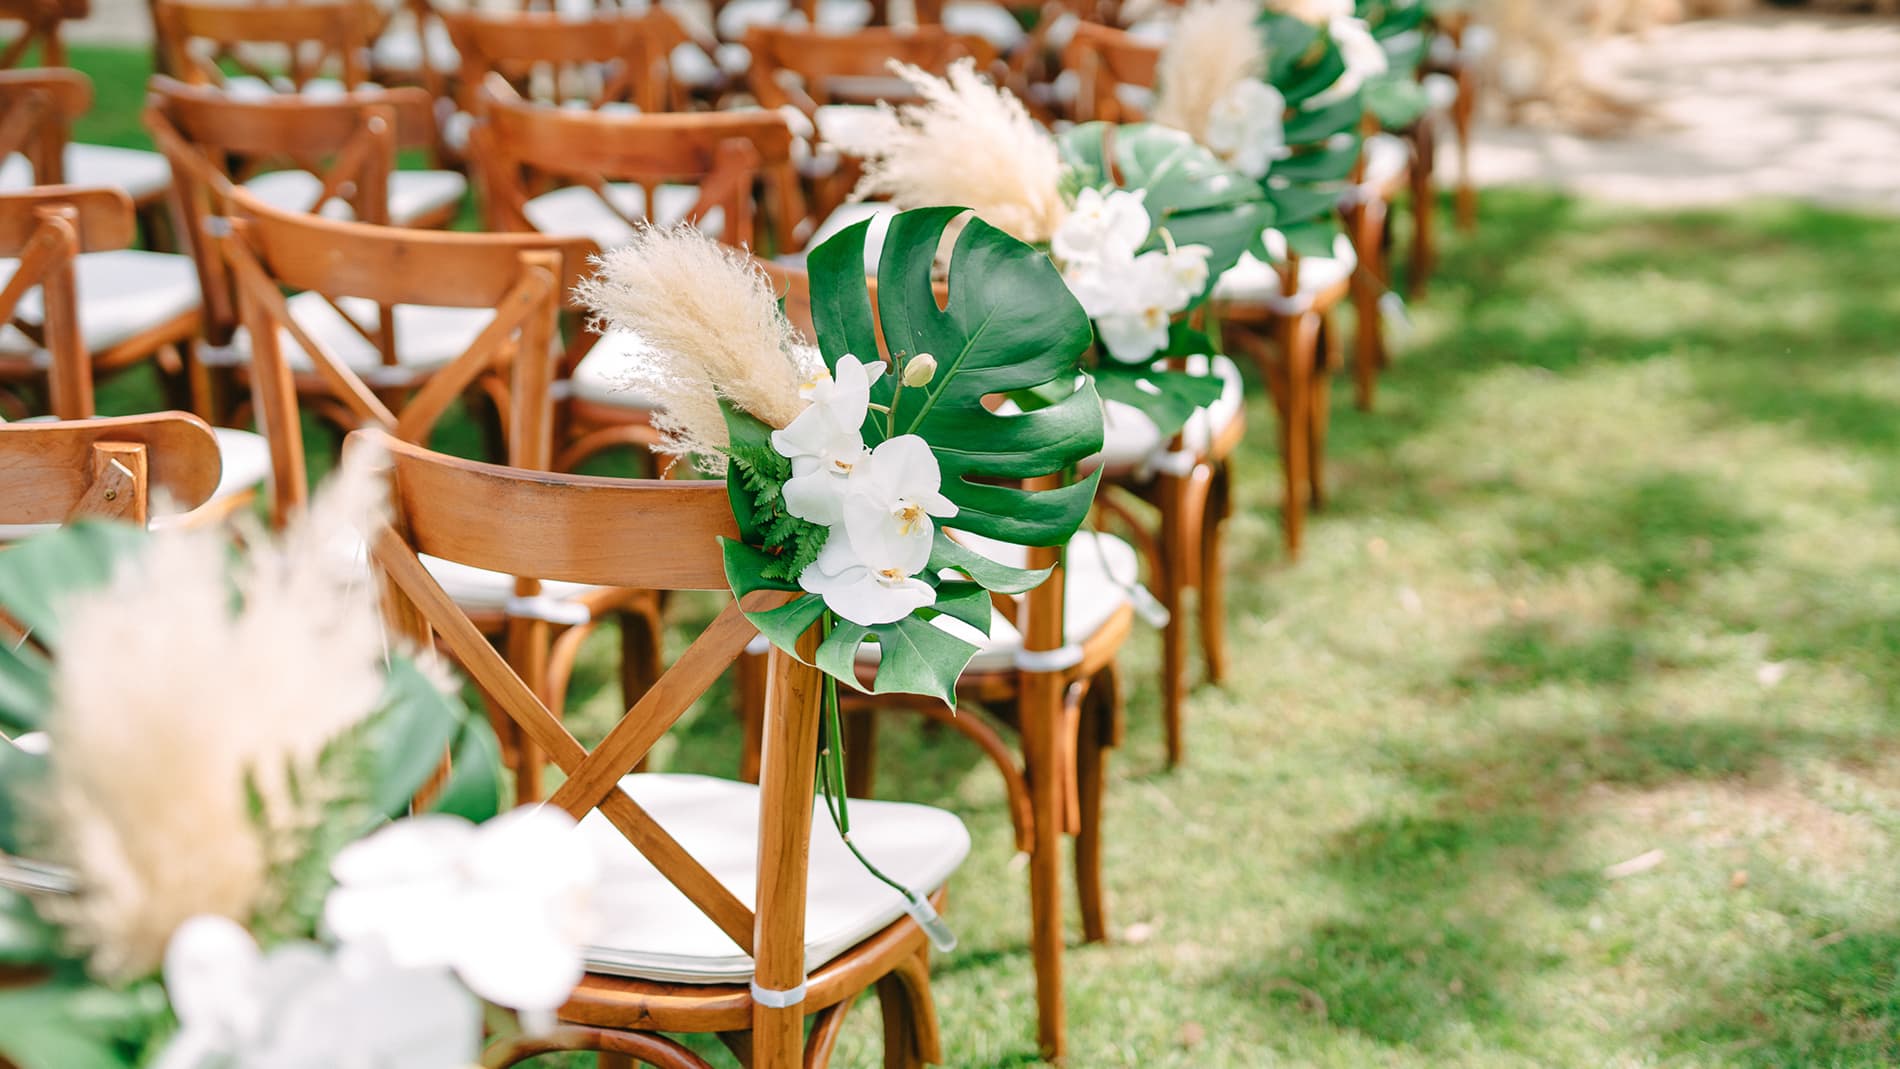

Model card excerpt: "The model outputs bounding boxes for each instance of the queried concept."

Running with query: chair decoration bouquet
[826,59,1268,440]
[0,456,599,1069]
[579,212,1105,710]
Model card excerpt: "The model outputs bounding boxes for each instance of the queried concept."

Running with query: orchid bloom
[1077,241,1214,365]
[1051,187,1151,268]
[1310,15,1390,106]
[771,356,882,525]
[322,805,598,1029]
[799,435,956,626]
[1205,81,1290,179]
[153,915,480,1069]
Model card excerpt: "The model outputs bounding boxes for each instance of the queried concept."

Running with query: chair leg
[1409,121,1438,299]
[1276,312,1318,560]
[619,606,663,774]
[876,945,940,1069]
[1021,680,1068,1060]
[1310,321,1333,512]
[1198,460,1231,685]
[1454,67,1478,231]
[738,649,767,784]
[1157,471,1189,768]
[1075,678,1112,944]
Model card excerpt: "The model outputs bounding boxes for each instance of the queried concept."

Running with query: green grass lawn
[60,47,1900,1069]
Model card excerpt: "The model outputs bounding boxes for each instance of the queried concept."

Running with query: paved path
[1465,12,1900,213]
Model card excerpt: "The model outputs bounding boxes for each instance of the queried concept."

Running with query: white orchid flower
[1205,81,1290,179]
[323,805,598,1028]
[154,915,479,1069]
[1162,243,1214,305]
[798,435,955,626]
[771,356,883,525]
[1051,187,1151,269]
[1092,251,1190,364]
[1310,16,1390,106]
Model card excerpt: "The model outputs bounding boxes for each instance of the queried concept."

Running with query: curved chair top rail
[0,412,221,523]
[0,184,133,255]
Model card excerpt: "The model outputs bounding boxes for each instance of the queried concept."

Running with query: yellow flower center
[878,567,910,583]
[894,502,927,537]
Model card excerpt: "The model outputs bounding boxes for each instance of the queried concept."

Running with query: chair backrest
[144,75,440,341]
[441,7,692,116]
[0,411,221,524]
[215,186,591,520]
[358,427,824,1061]
[153,0,380,90]
[744,25,998,112]
[0,0,82,69]
[0,67,86,184]
[1062,20,1158,123]
[0,185,137,419]
[473,80,805,253]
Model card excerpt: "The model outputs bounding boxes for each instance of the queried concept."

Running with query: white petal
[843,494,933,575]
[771,406,841,461]
[162,915,264,1034]
[782,470,849,525]
[463,805,597,892]
[329,814,475,887]
[448,911,586,1015]
[810,569,933,626]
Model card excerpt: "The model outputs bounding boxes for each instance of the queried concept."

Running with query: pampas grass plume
[577,226,817,472]
[1155,0,1270,145]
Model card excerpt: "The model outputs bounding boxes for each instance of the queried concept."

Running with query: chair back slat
[1063,21,1160,123]
[153,0,378,89]
[0,0,82,68]
[0,186,135,418]
[442,8,690,114]
[0,412,220,523]
[0,67,88,183]
[0,184,132,255]
[744,25,998,109]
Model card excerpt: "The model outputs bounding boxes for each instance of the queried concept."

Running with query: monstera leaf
[1057,121,1272,302]
[725,206,1104,705]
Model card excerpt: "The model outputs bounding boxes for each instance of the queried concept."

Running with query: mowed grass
[61,47,1900,1069]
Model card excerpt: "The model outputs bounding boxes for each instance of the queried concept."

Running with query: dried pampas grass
[1154,0,1268,144]
[1266,0,1352,23]
[577,226,818,472]
[40,448,391,981]
[830,59,1069,246]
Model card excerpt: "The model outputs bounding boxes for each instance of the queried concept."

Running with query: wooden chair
[360,428,966,1069]
[0,180,209,419]
[744,25,999,222]
[1061,18,1159,123]
[145,75,467,415]
[216,186,658,802]
[0,62,171,213]
[0,185,260,529]
[0,411,221,526]
[0,0,80,69]
[1425,9,1485,231]
[442,7,694,118]
[153,0,379,92]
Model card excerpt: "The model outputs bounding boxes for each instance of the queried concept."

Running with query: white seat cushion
[568,330,666,410]
[222,292,492,387]
[419,553,601,616]
[1361,132,1410,189]
[800,200,895,274]
[1213,232,1359,306]
[856,530,1138,672]
[583,772,969,983]
[1428,25,1495,66]
[242,169,468,226]
[1423,71,1460,112]
[370,20,459,73]
[812,103,885,146]
[522,183,721,252]
[715,0,872,38]
[0,250,200,361]
[0,144,172,202]
[942,1,1025,50]
[1092,354,1243,471]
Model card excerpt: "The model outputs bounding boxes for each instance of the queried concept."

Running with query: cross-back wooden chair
[442,7,694,118]
[0,180,208,422]
[216,185,660,803]
[1061,18,1159,123]
[1425,8,1483,231]
[0,0,80,70]
[744,25,1000,221]
[0,60,171,218]
[0,411,220,526]
[359,428,967,1069]
[0,185,260,527]
[153,0,381,92]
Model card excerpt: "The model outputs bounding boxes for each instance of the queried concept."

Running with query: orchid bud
[901,353,938,388]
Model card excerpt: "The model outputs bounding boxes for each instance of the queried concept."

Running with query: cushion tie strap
[1014,644,1085,673]
[750,978,808,1009]
[504,594,591,627]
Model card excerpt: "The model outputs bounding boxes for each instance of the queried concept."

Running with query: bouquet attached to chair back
[579,212,1104,707]
[0,457,597,1069]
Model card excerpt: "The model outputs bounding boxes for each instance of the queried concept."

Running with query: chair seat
[581,772,969,983]
[243,169,468,226]
[715,0,872,39]
[0,250,200,360]
[1092,354,1243,472]
[370,20,459,73]
[0,144,172,203]
[1423,71,1460,113]
[812,103,885,146]
[941,1,1026,50]
[856,530,1138,672]
[419,553,602,618]
[220,292,493,387]
[798,200,895,274]
[523,183,722,252]
[568,330,666,410]
[1361,132,1410,189]
[0,424,266,540]
[1429,25,1495,67]
[1213,232,1359,306]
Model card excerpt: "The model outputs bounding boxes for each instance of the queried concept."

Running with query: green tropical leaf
[0,643,52,737]
[0,981,160,1069]
[430,717,504,823]
[0,889,57,968]
[810,205,1103,548]
[1094,364,1227,442]
[927,530,1050,594]
[365,656,481,822]
[1056,121,1273,301]
[927,580,993,633]
[0,740,45,857]
[0,523,146,648]
[1365,75,1430,129]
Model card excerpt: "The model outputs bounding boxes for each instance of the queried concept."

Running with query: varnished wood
[0,0,84,69]
[1061,21,1158,123]
[0,68,89,185]
[442,7,692,117]
[153,0,378,90]
[0,412,219,522]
